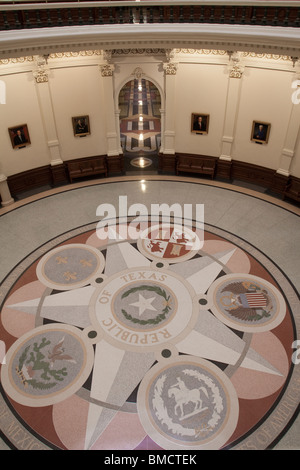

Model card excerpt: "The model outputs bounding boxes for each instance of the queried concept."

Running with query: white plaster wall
[0,71,50,176]
[232,67,294,170]
[0,54,300,179]
[174,63,228,157]
[49,65,107,160]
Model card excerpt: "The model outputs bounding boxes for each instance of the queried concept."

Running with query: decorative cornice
[0,50,103,65]
[175,50,294,61]
[111,48,165,56]
[241,52,292,61]
[0,23,298,62]
[0,49,296,67]
[49,50,102,59]
[175,49,227,56]
[0,56,35,65]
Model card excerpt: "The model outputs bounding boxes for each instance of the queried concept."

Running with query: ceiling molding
[0,24,299,60]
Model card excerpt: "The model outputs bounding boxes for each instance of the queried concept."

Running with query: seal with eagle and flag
[208,273,286,333]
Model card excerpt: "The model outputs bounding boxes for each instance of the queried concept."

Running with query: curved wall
[0,49,299,182]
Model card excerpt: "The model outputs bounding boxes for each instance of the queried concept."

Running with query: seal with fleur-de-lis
[36,244,105,290]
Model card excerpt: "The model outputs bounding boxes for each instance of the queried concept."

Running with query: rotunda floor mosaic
[1,211,299,450]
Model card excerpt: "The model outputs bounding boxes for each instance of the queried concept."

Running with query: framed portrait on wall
[191,113,209,134]
[72,115,90,137]
[8,124,31,149]
[251,121,271,144]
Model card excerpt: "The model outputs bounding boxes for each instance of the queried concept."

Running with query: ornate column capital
[33,68,49,83]
[99,63,115,77]
[33,55,49,83]
[229,64,244,79]
[228,52,244,79]
[163,62,178,76]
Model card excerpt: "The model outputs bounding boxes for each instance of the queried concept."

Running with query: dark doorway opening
[119,78,161,175]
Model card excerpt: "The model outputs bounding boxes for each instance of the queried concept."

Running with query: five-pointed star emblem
[130,294,157,316]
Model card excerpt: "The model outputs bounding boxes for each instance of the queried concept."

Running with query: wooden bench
[176,155,216,179]
[67,156,107,183]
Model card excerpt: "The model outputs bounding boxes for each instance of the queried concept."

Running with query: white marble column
[163,61,178,155]
[220,54,244,162]
[159,108,165,154]
[115,108,123,155]
[0,174,14,207]
[33,56,63,168]
[99,62,120,157]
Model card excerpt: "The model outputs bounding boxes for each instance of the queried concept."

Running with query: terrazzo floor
[0,175,299,451]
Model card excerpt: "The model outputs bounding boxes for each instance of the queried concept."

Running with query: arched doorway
[119,78,161,173]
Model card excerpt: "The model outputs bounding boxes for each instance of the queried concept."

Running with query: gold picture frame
[251,121,271,144]
[8,124,31,149]
[191,113,209,135]
[72,115,90,137]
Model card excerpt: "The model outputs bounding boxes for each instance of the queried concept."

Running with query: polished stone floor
[0,175,299,450]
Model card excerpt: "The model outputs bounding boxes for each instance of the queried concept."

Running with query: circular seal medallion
[137,223,202,263]
[36,244,105,290]
[112,281,177,330]
[137,355,239,450]
[90,267,198,351]
[0,216,298,450]
[207,273,286,333]
[1,324,94,407]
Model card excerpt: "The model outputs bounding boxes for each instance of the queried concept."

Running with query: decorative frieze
[0,56,35,65]
[50,50,102,59]
[241,52,292,61]
[111,48,165,56]
[0,50,296,68]
[174,49,227,56]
